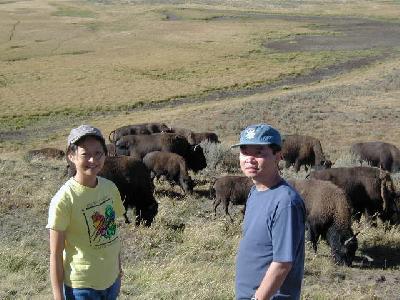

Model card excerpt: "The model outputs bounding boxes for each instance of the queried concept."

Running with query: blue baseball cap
[231,123,282,148]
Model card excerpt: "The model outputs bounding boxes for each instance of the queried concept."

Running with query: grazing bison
[168,127,219,145]
[143,151,195,195]
[188,132,220,145]
[281,135,332,172]
[351,141,400,172]
[68,156,158,225]
[27,148,65,160]
[288,179,358,266]
[211,175,253,222]
[309,167,399,224]
[108,122,170,143]
[115,133,207,172]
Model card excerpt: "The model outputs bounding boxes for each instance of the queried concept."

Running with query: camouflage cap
[67,125,105,146]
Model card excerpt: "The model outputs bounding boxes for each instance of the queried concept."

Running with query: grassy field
[1,0,400,299]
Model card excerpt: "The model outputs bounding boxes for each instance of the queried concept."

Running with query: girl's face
[68,136,105,179]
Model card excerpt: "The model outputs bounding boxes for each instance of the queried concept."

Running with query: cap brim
[69,133,105,145]
[231,142,275,148]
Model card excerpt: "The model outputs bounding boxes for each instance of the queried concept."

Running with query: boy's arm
[49,229,65,300]
[254,261,292,300]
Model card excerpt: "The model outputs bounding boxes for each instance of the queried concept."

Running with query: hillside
[0,0,400,299]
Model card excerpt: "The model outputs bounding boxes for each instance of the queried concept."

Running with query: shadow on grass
[355,245,400,269]
[193,189,212,199]
[155,189,185,200]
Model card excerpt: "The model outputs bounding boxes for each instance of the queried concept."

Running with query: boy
[232,123,305,300]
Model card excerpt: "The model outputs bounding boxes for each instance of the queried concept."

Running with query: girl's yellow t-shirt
[47,176,125,289]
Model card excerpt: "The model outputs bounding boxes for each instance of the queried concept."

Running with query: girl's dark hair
[67,135,108,156]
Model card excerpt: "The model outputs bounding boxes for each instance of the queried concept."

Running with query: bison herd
[29,123,400,267]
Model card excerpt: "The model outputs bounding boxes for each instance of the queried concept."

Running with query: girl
[47,125,125,300]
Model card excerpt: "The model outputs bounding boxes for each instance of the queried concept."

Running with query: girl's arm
[49,229,65,300]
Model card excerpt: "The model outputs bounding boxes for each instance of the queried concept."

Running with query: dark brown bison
[68,156,158,225]
[115,133,207,172]
[188,132,219,145]
[288,179,358,266]
[168,127,219,145]
[108,122,170,143]
[309,167,399,224]
[143,151,195,195]
[27,148,65,159]
[351,141,400,172]
[281,135,332,172]
[211,175,253,222]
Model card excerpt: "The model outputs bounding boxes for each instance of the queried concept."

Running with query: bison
[168,127,219,145]
[281,134,332,172]
[309,167,399,224]
[68,156,158,225]
[27,148,65,160]
[288,179,358,266]
[115,133,207,172]
[211,175,253,222]
[351,141,400,172]
[108,122,170,143]
[188,132,219,145]
[143,151,195,195]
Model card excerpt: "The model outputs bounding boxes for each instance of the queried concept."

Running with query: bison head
[322,160,333,169]
[186,144,207,173]
[136,200,159,226]
[180,175,196,194]
[327,226,358,267]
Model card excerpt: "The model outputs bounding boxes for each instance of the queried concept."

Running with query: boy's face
[239,145,281,181]
[68,136,105,178]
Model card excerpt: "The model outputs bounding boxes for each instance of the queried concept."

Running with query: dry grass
[0,0,391,126]
[1,0,400,299]
[1,154,400,299]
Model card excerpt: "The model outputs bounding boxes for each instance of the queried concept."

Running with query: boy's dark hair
[67,135,108,156]
[269,144,281,154]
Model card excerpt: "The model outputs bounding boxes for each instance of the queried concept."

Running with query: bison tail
[209,177,217,199]
[109,130,116,143]
[380,178,391,213]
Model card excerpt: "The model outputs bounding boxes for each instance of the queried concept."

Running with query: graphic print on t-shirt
[82,197,118,248]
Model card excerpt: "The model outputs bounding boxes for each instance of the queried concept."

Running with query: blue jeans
[64,276,121,300]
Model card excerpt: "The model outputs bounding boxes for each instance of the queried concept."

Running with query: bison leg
[294,160,301,172]
[213,197,222,216]
[307,223,319,253]
[223,201,234,223]
[123,212,131,224]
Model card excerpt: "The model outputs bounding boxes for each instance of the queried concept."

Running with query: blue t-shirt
[235,180,305,300]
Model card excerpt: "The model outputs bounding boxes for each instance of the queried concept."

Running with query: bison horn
[344,235,356,246]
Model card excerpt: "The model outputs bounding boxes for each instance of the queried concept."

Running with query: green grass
[52,5,97,18]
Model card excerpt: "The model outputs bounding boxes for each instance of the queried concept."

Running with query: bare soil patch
[265,17,400,52]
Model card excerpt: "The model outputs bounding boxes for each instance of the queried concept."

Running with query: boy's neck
[254,172,282,191]
[74,174,98,188]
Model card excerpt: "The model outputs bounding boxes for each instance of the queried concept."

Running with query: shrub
[333,152,362,168]
[199,141,239,176]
